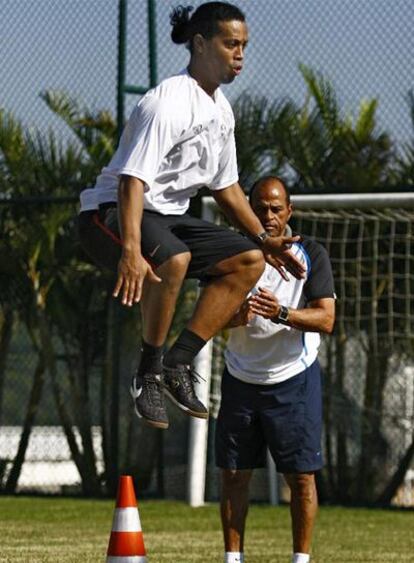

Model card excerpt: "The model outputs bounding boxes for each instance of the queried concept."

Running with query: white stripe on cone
[107,557,147,563]
[111,507,142,532]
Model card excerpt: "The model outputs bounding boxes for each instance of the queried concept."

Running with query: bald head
[250,176,290,206]
[249,176,292,237]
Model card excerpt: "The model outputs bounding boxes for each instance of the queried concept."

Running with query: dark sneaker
[130,372,169,429]
[162,364,208,419]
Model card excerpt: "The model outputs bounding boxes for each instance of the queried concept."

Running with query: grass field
[0,496,414,562]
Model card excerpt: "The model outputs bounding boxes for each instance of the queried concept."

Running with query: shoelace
[180,365,206,395]
[188,367,206,384]
[142,373,164,407]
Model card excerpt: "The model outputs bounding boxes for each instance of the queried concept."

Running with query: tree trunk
[322,336,335,501]
[101,297,121,496]
[35,301,101,496]
[335,335,350,503]
[4,354,46,493]
[375,433,414,506]
[124,424,161,493]
[63,340,100,496]
[356,343,389,503]
[0,307,13,427]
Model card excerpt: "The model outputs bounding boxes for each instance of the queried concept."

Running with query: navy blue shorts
[215,361,323,474]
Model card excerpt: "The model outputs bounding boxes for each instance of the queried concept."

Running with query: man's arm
[249,287,335,334]
[113,174,160,306]
[212,183,305,279]
[278,298,335,334]
[212,182,265,235]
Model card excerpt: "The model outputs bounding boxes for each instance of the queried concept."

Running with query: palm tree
[263,64,395,193]
[40,90,117,176]
[393,90,414,190]
[0,109,104,494]
[233,95,285,188]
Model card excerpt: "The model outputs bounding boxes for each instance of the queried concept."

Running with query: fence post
[187,339,213,506]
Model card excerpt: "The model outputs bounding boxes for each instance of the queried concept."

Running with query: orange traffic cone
[106,475,148,562]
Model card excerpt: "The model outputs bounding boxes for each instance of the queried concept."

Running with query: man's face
[251,180,292,237]
[198,20,248,86]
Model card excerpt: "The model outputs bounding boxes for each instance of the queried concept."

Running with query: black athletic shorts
[77,205,258,281]
[215,361,324,474]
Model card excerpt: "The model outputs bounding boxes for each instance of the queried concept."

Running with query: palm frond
[0,109,88,197]
[41,90,81,124]
[299,63,339,138]
[355,99,378,142]
[407,89,414,129]
[41,89,116,167]
[233,93,278,186]
[0,111,27,172]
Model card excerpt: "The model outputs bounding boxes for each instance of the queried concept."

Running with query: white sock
[292,553,310,563]
[225,552,244,563]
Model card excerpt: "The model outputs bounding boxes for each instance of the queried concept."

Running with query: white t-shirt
[225,238,335,385]
[80,69,238,215]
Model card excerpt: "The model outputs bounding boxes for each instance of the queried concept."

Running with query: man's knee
[238,249,265,285]
[232,248,265,267]
[157,251,191,279]
[284,472,316,503]
[213,249,265,281]
[242,248,266,270]
[221,469,252,493]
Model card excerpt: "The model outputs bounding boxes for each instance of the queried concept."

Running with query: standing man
[216,176,335,563]
[78,3,305,430]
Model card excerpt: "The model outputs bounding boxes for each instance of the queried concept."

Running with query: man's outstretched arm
[212,183,305,280]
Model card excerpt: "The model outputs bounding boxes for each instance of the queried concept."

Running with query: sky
[1,0,413,149]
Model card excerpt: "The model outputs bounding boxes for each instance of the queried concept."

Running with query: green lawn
[0,496,413,562]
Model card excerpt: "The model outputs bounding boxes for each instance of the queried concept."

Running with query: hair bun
[170,5,194,44]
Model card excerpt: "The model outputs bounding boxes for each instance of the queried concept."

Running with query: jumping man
[78,3,305,430]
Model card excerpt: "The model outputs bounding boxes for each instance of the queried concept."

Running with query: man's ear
[287,204,293,222]
[192,33,205,55]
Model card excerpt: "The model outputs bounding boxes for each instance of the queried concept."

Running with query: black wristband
[250,231,269,246]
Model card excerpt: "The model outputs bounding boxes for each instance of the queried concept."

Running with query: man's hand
[262,235,305,280]
[226,298,255,328]
[249,287,281,319]
[112,249,161,307]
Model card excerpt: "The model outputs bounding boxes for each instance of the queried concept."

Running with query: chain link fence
[2,1,413,146]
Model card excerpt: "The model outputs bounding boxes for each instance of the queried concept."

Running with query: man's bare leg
[220,469,252,559]
[160,248,264,420]
[284,472,318,557]
[130,252,191,429]
[140,248,264,347]
[187,249,265,340]
[140,252,191,346]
